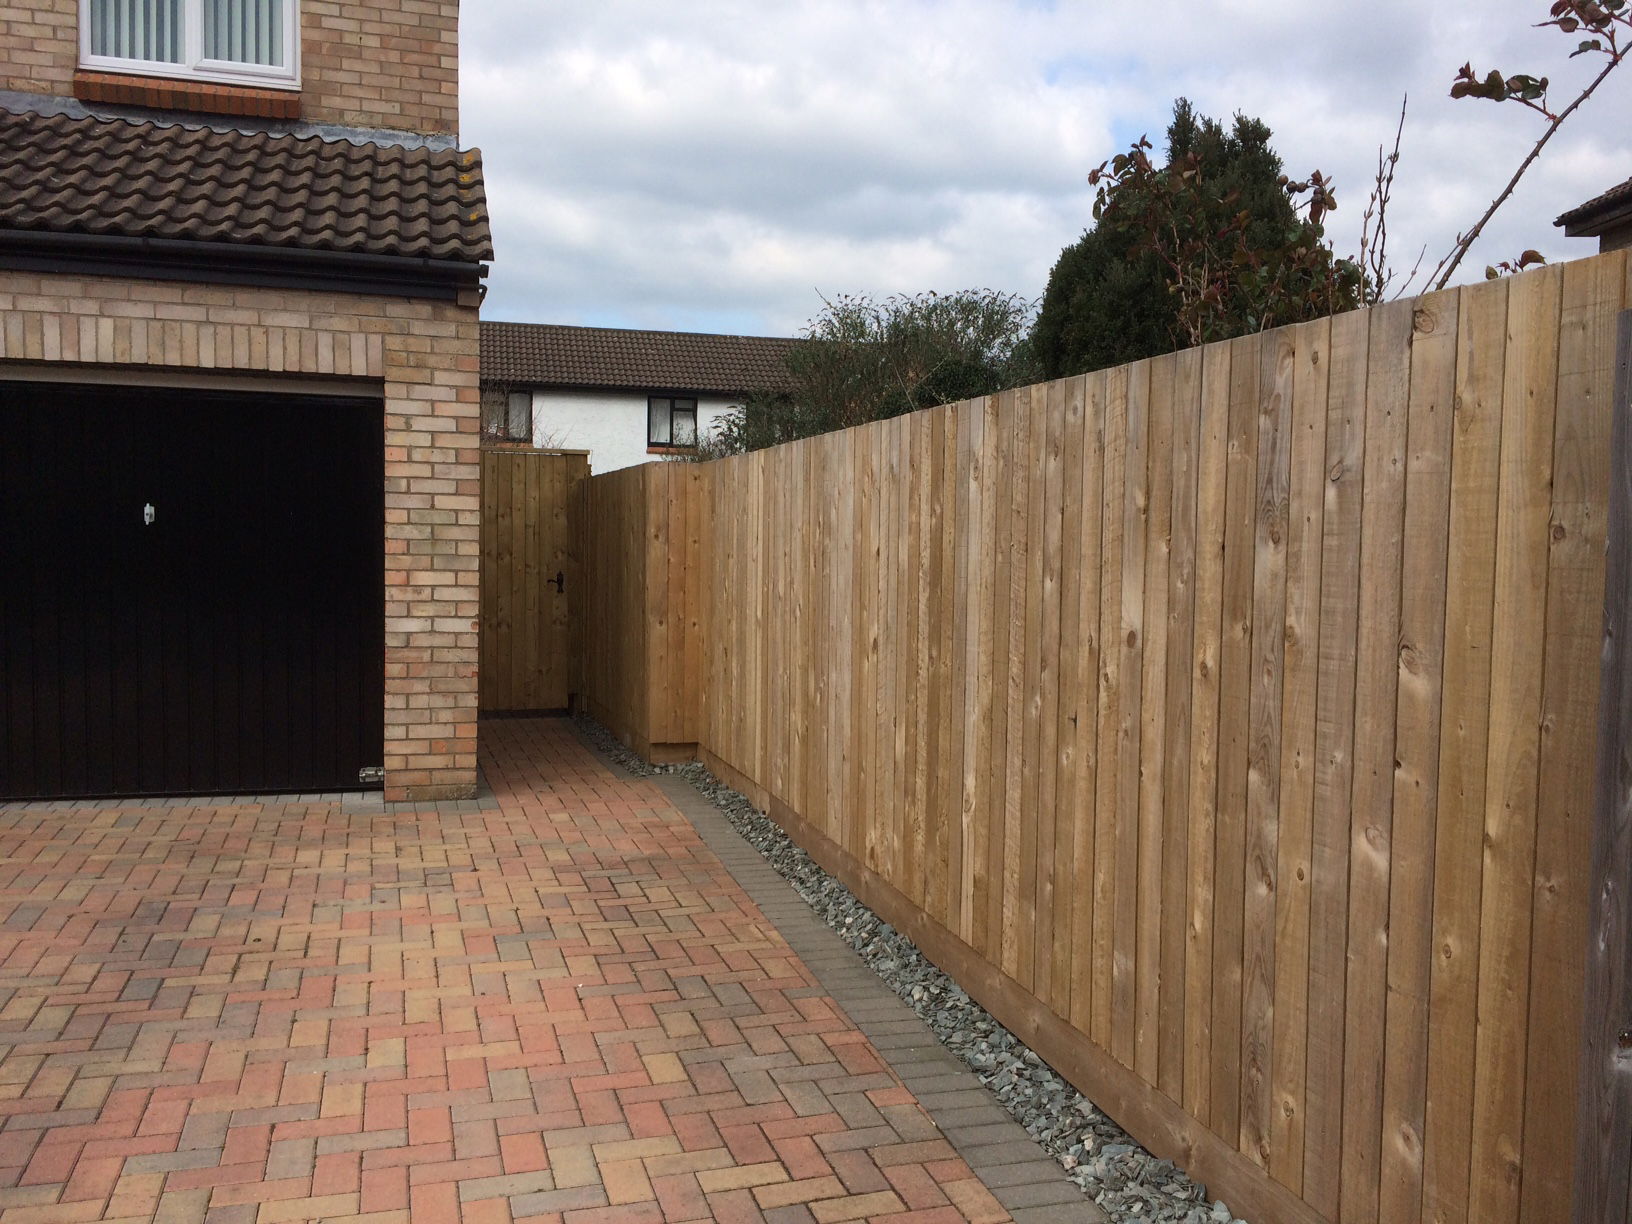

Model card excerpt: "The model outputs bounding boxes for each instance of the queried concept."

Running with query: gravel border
[573,714,1248,1224]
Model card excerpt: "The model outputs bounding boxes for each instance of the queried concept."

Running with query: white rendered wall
[528,388,739,473]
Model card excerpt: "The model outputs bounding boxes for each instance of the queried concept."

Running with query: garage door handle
[549,571,565,593]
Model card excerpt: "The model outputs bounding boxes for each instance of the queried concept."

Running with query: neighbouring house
[480,321,798,471]
[1556,175,1632,252]
[0,1,491,803]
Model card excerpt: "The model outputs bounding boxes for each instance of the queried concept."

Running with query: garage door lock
[358,766,385,785]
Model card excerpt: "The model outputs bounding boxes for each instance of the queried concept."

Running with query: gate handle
[549,571,565,593]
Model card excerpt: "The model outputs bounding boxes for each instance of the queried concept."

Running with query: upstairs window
[483,390,533,444]
[648,396,698,449]
[81,0,299,89]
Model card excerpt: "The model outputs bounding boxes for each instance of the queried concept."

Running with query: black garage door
[0,382,384,799]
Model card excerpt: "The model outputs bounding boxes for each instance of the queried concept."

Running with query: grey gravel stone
[574,713,1251,1224]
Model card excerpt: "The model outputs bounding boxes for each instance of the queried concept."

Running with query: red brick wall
[0,0,459,136]
[0,270,482,801]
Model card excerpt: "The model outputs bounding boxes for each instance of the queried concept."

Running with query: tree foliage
[1032,100,1362,380]
[699,288,1039,457]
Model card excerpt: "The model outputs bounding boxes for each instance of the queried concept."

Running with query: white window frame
[79,0,301,90]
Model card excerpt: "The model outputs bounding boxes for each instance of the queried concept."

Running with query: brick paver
[0,718,1013,1223]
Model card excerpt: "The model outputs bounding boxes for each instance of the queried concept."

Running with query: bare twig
[1391,243,1430,302]
[1359,95,1407,304]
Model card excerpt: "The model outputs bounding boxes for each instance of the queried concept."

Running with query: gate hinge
[358,766,386,785]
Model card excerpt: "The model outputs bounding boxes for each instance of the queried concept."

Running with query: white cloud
[463,0,1632,335]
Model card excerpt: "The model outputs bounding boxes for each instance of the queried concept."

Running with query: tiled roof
[482,321,800,395]
[0,109,492,262]
[1555,176,1632,231]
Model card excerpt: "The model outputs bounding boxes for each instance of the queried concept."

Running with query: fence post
[1578,309,1632,1224]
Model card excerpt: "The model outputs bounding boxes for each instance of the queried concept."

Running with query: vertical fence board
[1035,380,1066,1004]
[772,451,789,810]
[1017,388,1047,993]
[1114,362,1150,1068]
[854,432,876,872]
[969,399,999,952]
[942,408,964,930]
[833,432,856,848]
[1161,345,1201,1104]
[1002,391,1034,985]
[507,453,528,706]
[1302,305,1369,1217]
[646,466,671,742]
[1052,375,1087,1019]
[1212,332,1262,1144]
[1138,355,1175,1084]
[1094,364,1129,1050]
[953,401,981,944]
[1341,297,1415,1224]
[1070,371,1107,1034]
[986,398,1015,965]
[1270,315,1332,1192]
[890,422,906,887]
[1379,286,1459,1224]
[1241,327,1295,1168]
[919,412,938,911]
[479,449,502,708]
[490,453,516,708]
[1186,341,1232,1126]
[923,410,947,922]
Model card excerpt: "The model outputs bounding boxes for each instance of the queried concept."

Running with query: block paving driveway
[0,718,1014,1224]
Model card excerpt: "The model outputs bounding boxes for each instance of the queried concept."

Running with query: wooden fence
[573,249,1632,1224]
[575,462,707,760]
[478,447,588,712]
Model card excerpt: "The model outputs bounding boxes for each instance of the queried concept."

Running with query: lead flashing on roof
[0,89,459,150]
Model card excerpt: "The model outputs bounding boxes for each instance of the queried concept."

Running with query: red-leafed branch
[1430,0,1629,289]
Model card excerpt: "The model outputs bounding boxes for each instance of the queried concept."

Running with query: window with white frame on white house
[80,0,299,88]
[482,390,533,443]
[648,395,698,448]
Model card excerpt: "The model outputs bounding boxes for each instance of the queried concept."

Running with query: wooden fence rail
[572,250,1632,1224]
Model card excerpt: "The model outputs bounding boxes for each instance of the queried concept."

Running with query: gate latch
[358,766,385,785]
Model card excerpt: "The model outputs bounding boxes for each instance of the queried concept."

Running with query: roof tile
[482,321,799,395]
[0,109,493,262]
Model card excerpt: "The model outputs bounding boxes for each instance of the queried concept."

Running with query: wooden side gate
[479,448,588,713]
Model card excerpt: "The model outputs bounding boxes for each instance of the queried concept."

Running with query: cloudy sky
[461,1,1632,338]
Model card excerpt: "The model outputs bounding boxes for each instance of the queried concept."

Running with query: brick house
[0,1,490,802]
[481,321,798,472]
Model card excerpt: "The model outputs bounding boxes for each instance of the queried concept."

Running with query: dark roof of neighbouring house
[482,321,801,395]
[1555,175,1632,237]
[0,108,493,262]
